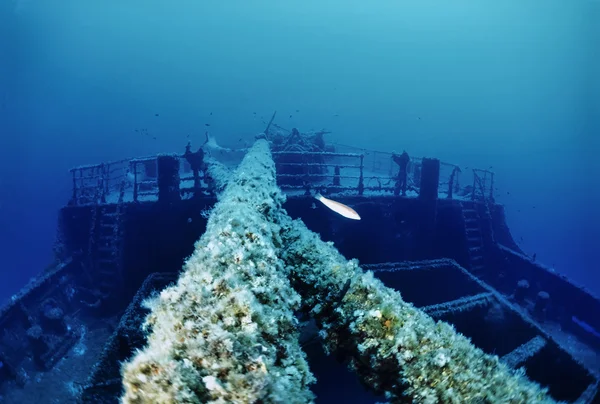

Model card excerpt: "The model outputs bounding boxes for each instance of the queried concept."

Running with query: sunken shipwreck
[0,123,599,404]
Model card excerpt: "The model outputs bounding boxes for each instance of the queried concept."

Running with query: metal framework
[68,148,495,206]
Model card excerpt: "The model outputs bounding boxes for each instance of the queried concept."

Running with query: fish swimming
[314,193,360,220]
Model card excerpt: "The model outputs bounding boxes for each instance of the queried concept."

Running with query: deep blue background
[0,0,598,302]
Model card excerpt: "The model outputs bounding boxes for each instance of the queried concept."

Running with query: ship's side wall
[490,245,600,347]
[59,195,471,301]
[433,199,472,268]
[59,199,213,301]
[59,196,468,287]
[120,200,211,297]
[284,196,470,268]
[0,259,86,388]
[490,204,523,253]
[58,197,598,344]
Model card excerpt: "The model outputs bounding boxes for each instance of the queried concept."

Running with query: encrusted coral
[122,139,556,404]
[121,140,315,403]
[279,222,556,403]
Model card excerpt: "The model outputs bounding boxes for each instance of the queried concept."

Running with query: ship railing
[69,158,132,206]
[272,150,369,195]
[328,143,464,198]
[70,153,219,206]
[438,161,461,198]
[471,168,495,204]
[129,154,215,202]
[177,155,214,198]
[129,156,160,202]
[274,148,495,202]
[69,148,496,205]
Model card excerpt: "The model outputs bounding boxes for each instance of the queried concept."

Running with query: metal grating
[366,259,599,403]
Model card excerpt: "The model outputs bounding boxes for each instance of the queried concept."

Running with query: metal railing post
[72,170,77,205]
[358,154,364,195]
[105,163,111,200]
[133,162,138,202]
[99,163,106,203]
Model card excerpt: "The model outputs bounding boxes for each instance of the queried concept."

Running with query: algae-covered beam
[122,139,556,404]
[121,140,315,403]
[421,292,494,319]
[278,218,556,403]
[501,336,547,369]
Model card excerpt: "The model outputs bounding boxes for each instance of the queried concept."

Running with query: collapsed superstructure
[0,126,598,403]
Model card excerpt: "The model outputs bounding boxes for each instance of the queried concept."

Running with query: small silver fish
[314,193,360,220]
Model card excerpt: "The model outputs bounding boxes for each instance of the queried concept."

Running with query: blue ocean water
[1,0,597,302]
[0,2,599,402]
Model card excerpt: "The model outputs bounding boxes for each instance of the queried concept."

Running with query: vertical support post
[157,155,181,204]
[489,172,495,203]
[413,163,421,189]
[447,166,456,199]
[105,163,111,199]
[358,154,364,195]
[80,169,84,197]
[417,158,440,259]
[419,158,440,200]
[193,165,201,192]
[479,174,486,201]
[92,166,97,203]
[99,163,106,203]
[333,166,341,187]
[454,169,460,195]
[118,179,125,204]
[71,170,77,205]
[133,162,138,203]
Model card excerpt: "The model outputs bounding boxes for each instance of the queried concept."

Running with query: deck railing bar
[277,173,357,179]
[70,158,131,172]
[69,147,496,205]
[272,151,361,158]
[276,163,360,168]
[180,175,210,182]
